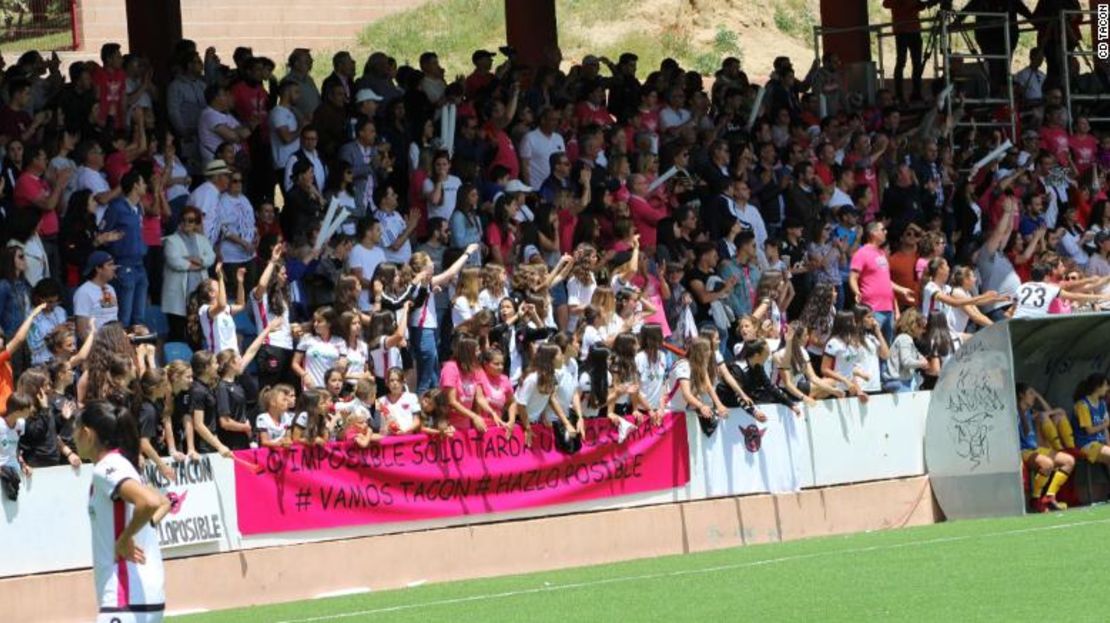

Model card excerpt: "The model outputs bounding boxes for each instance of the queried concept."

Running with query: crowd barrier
[0,391,931,579]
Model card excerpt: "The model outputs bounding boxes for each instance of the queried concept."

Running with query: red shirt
[464,72,494,99]
[0,106,31,142]
[845,153,879,219]
[1040,126,1070,165]
[1070,133,1098,178]
[485,123,519,179]
[629,195,667,249]
[231,82,270,142]
[92,67,127,129]
[13,171,57,236]
[485,221,515,264]
[575,102,614,128]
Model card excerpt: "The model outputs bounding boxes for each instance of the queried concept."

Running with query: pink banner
[234,414,690,535]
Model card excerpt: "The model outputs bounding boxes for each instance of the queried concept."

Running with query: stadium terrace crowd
[1,16,1110,515]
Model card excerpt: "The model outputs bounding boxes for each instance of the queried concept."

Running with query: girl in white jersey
[919,258,1005,334]
[75,400,170,623]
[186,263,246,356]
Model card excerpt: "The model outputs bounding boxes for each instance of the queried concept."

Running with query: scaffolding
[1061,8,1108,128]
[812,8,1110,135]
[939,10,1018,143]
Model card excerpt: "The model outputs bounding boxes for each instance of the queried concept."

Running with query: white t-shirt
[478,288,506,313]
[249,291,293,350]
[665,359,697,411]
[368,337,402,380]
[256,411,293,442]
[377,391,420,433]
[348,243,385,311]
[409,289,438,330]
[948,287,973,334]
[1013,281,1061,319]
[452,296,479,328]
[341,339,369,379]
[153,154,190,202]
[580,324,603,361]
[75,165,110,199]
[0,416,25,468]
[296,334,345,388]
[199,304,239,355]
[198,106,241,165]
[73,281,119,328]
[921,281,950,318]
[548,365,578,421]
[422,175,463,221]
[268,104,300,169]
[566,276,596,332]
[519,128,565,186]
[217,193,257,264]
[515,371,556,423]
[375,208,411,264]
[659,106,692,131]
[825,335,881,393]
[635,351,668,410]
[89,452,165,610]
[188,181,223,246]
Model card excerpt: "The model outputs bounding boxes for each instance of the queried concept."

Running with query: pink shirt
[13,172,57,237]
[477,369,514,414]
[850,244,896,313]
[439,360,480,429]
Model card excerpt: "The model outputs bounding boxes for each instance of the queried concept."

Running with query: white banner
[143,456,227,549]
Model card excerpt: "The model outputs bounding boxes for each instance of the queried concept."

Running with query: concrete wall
[2,476,940,622]
[77,0,427,62]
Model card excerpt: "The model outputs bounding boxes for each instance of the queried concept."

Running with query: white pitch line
[273,515,1110,623]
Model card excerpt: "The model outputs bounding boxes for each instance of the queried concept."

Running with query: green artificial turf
[173,505,1110,622]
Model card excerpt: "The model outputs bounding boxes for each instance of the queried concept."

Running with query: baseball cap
[504,179,532,193]
[471,49,496,64]
[354,88,383,104]
[84,250,114,277]
[1097,230,1110,245]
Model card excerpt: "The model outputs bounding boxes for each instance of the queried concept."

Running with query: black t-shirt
[683,266,716,327]
[138,400,167,456]
[169,390,190,452]
[188,380,219,453]
[51,393,76,457]
[215,379,251,450]
[19,408,60,467]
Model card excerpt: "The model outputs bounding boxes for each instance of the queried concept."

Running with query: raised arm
[431,243,480,287]
[5,304,45,354]
[253,242,285,301]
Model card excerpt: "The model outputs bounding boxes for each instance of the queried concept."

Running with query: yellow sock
[1047,470,1069,497]
[1032,471,1050,498]
[1040,418,1063,451]
[1054,417,1075,449]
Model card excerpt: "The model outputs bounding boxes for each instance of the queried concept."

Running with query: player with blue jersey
[1072,374,1110,466]
[1016,383,1073,512]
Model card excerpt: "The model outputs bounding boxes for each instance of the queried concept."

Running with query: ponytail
[78,400,142,470]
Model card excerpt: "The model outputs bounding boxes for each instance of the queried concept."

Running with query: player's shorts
[1081,442,1105,464]
[97,607,164,623]
[1022,447,1052,465]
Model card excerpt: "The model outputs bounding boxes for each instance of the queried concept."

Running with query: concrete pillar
[125,0,182,87]
[819,0,870,64]
[505,0,560,75]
